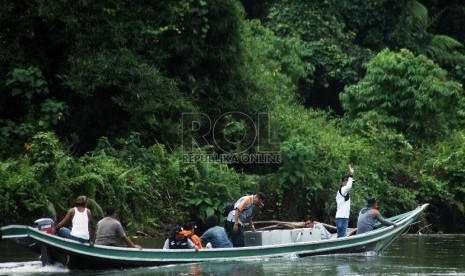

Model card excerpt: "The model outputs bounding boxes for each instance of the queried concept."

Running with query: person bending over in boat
[201,215,233,248]
[356,197,397,235]
[163,226,198,250]
[180,221,203,249]
[95,207,142,249]
[55,195,93,244]
[226,192,266,247]
[305,217,332,240]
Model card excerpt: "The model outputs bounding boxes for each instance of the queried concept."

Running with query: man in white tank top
[55,195,92,243]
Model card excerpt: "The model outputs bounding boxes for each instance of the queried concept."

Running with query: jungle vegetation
[1,0,465,235]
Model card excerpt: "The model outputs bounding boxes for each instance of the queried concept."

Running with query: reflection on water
[1,235,465,275]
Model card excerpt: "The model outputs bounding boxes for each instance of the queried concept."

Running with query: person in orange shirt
[181,221,203,249]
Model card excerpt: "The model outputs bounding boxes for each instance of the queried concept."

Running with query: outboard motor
[33,218,58,266]
[33,218,55,234]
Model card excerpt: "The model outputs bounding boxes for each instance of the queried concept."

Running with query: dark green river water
[1,234,464,275]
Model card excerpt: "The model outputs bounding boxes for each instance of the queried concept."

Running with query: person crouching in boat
[201,215,233,248]
[163,226,198,250]
[180,221,203,249]
[54,195,93,244]
[356,197,397,235]
[305,217,332,240]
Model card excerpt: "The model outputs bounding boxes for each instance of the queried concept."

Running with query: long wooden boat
[0,203,428,270]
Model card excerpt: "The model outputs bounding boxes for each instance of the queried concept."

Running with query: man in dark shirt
[357,198,397,235]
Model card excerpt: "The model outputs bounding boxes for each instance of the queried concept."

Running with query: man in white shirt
[335,165,354,238]
[55,195,92,243]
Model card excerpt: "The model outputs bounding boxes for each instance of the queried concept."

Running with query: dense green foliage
[340,49,465,144]
[265,0,366,112]
[0,132,257,233]
[1,0,465,235]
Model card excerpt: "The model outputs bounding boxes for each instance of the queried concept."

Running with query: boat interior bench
[244,228,321,246]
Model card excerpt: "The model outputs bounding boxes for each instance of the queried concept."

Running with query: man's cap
[174,226,183,234]
[257,192,266,201]
[183,221,197,230]
[367,197,377,206]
